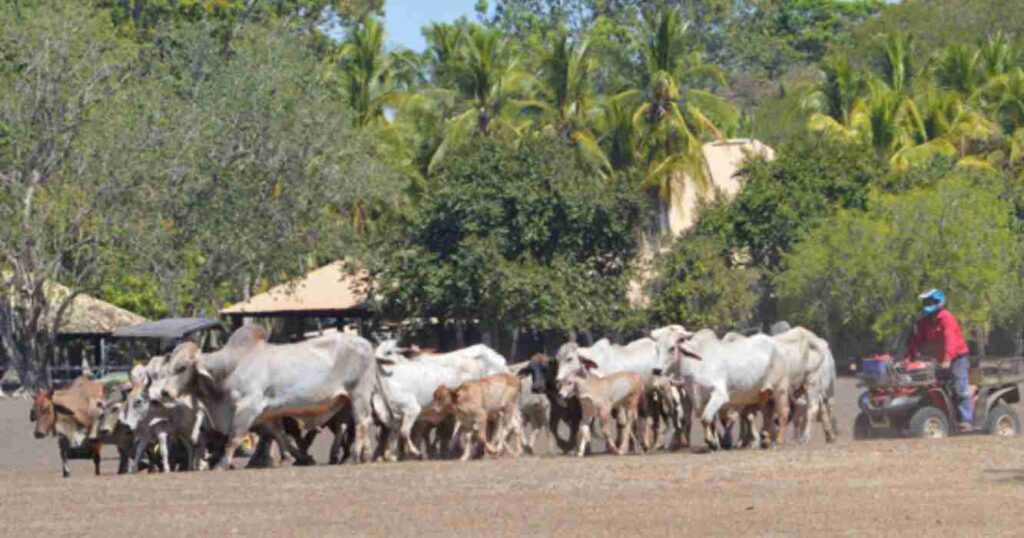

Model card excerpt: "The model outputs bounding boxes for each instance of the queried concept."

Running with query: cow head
[518,354,554,394]
[30,389,56,439]
[159,342,206,401]
[431,385,456,414]
[651,325,702,371]
[557,357,599,399]
[121,378,152,431]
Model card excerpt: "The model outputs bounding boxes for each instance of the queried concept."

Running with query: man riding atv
[902,289,973,432]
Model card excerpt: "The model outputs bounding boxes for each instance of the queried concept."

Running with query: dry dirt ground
[3,378,1024,537]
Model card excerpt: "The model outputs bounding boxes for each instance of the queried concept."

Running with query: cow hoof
[294,456,316,467]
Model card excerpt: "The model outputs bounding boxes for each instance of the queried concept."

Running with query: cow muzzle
[33,431,45,439]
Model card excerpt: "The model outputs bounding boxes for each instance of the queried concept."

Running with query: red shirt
[904,309,969,363]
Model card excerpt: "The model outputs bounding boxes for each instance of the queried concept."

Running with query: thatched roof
[45,282,147,335]
[667,139,774,235]
[220,261,370,317]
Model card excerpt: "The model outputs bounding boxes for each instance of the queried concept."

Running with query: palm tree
[425,24,532,174]
[422,22,465,89]
[619,6,734,232]
[804,55,867,135]
[333,17,418,128]
[880,33,914,95]
[521,32,611,174]
[933,44,983,96]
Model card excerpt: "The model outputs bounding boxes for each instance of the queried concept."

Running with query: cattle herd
[28,322,837,477]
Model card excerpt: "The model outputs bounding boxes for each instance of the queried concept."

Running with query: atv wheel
[907,407,949,439]
[853,413,873,440]
[985,403,1020,437]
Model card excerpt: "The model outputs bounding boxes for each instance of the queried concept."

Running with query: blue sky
[383,0,482,51]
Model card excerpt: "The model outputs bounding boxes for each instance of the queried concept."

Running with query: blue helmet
[919,288,946,316]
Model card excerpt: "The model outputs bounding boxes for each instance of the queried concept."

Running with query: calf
[30,376,131,478]
[514,360,551,455]
[558,361,643,457]
[122,376,208,472]
[650,375,691,451]
[431,373,522,461]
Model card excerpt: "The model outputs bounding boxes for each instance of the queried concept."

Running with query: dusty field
[4,379,1024,536]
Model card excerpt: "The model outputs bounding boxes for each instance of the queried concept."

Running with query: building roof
[112,318,226,339]
[220,261,370,317]
[45,283,147,335]
[667,139,775,235]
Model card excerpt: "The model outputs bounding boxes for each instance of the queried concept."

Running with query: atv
[853,355,1023,439]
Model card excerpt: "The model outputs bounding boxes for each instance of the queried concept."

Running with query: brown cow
[431,373,521,461]
[30,376,131,477]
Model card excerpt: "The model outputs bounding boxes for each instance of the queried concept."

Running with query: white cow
[653,325,791,449]
[372,341,509,459]
[555,338,661,384]
[770,327,837,444]
[159,325,377,469]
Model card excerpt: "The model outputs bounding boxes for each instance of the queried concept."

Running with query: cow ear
[580,357,599,371]
[195,361,214,382]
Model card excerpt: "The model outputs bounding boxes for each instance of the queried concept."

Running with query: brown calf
[432,373,521,461]
[30,376,129,477]
[558,361,644,457]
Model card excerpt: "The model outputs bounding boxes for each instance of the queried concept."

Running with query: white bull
[372,341,509,460]
[158,325,377,468]
[653,325,791,449]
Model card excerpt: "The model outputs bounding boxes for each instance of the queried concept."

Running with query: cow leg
[58,435,71,478]
[773,391,790,446]
[220,405,262,470]
[410,420,432,460]
[821,396,837,443]
[598,406,619,455]
[504,408,523,457]
[550,398,580,454]
[700,390,728,451]
[117,441,129,475]
[157,431,171,472]
[266,420,312,466]
[475,412,499,457]
[575,421,591,458]
[719,408,738,450]
[795,396,813,445]
[92,441,103,476]
[617,406,635,455]
[397,402,423,460]
[458,418,475,461]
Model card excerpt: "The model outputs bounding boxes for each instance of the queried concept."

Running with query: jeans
[937,355,973,424]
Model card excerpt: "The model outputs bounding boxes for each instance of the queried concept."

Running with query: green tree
[646,236,758,332]
[775,174,1021,357]
[696,133,882,272]
[366,136,641,355]
[0,0,137,387]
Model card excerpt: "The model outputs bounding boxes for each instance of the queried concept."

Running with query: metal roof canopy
[112,318,226,340]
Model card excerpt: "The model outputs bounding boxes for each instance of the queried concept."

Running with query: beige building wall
[667,139,775,236]
[628,139,774,308]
